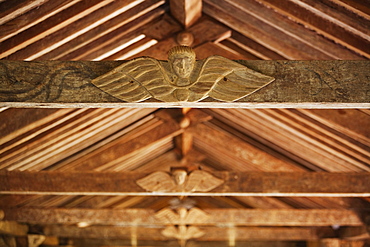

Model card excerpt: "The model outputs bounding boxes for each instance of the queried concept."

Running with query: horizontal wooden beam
[69,239,305,247]
[0,221,29,236]
[0,60,369,108]
[1,171,369,197]
[33,223,370,242]
[39,225,340,241]
[2,208,366,226]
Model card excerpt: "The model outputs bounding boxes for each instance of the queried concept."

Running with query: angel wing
[189,56,274,102]
[185,208,209,224]
[161,226,204,240]
[161,226,179,239]
[136,171,177,192]
[91,57,175,102]
[184,170,224,192]
[185,226,205,239]
[155,208,180,224]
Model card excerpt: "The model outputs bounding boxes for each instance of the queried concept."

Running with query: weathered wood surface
[2,208,366,226]
[0,171,369,197]
[0,221,29,236]
[39,225,338,240]
[0,60,369,108]
[70,239,307,247]
[42,226,367,242]
[169,0,202,28]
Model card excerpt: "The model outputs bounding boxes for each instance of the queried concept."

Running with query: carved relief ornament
[92,46,275,102]
[136,170,224,193]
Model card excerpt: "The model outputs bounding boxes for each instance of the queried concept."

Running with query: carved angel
[92,46,274,102]
[162,225,205,247]
[136,170,223,193]
[155,207,209,225]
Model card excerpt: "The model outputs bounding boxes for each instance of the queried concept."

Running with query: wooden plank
[258,0,370,58]
[337,226,370,240]
[0,0,81,42]
[298,109,370,147]
[143,14,182,41]
[1,171,369,197]
[38,0,166,60]
[228,31,286,60]
[194,42,247,60]
[0,109,157,171]
[0,60,369,108]
[191,122,303,171]
[57,111,180,171]
[206,108,370,172]
[133,16,232,59]
[169,0,202,28]
[8,0,150,60]
[0,109,71,145]
[309,239,367,247]
[203,0,329,60]
[70,239,303,247]
[0,0,116,59]
[4,208,366,226]
[219,39,261,60]
[226,0,365,60]
[39,225,339,241]
[0,221,29,236]
[0,0,49,26]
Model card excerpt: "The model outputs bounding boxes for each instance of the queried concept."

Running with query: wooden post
[170,0,202,28]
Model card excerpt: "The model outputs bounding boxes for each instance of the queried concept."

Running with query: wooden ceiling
[0,0,370,246]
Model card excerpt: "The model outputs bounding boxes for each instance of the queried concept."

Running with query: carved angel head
[168,46,196,79]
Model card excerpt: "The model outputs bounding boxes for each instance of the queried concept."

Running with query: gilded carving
[91,46,274,102]
[155,207,209,225]
[162,225,204,247]
[136,170,223,193]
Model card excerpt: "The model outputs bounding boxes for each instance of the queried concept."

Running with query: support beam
[2,208,366,226]
[1,171,369,197]
[70,239,304,247]
[0,60,369,108]
[308,239,367,247]
[41,225,336,240]
[0,221,28,236]
[169,0,202,28]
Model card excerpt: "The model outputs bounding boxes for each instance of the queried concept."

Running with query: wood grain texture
[68,239,311,247]
[1,171,369,197]
[40,225,333,240]
[0,60,369,108]
[2,208,366,226]
[169,0,202,28]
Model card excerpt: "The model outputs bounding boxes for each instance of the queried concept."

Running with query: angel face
[170,55,195,79]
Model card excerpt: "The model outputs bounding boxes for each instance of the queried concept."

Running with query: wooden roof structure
[0,0,370,246]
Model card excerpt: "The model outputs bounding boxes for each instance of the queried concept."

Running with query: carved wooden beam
[68,239,319,247]
[2,208,367,226]
[1,171,369,197]
[34,225,366,240]
[0,60,369,108]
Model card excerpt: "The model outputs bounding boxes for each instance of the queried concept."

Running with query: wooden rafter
[1,171,369,197]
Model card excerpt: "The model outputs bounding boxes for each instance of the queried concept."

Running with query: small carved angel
[92,46,274,102]
[155,207,209,225]
[162,225,205,247]
[136,170,223,193]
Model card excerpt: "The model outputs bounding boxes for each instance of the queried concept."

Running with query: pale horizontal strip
[2,102,369,109]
